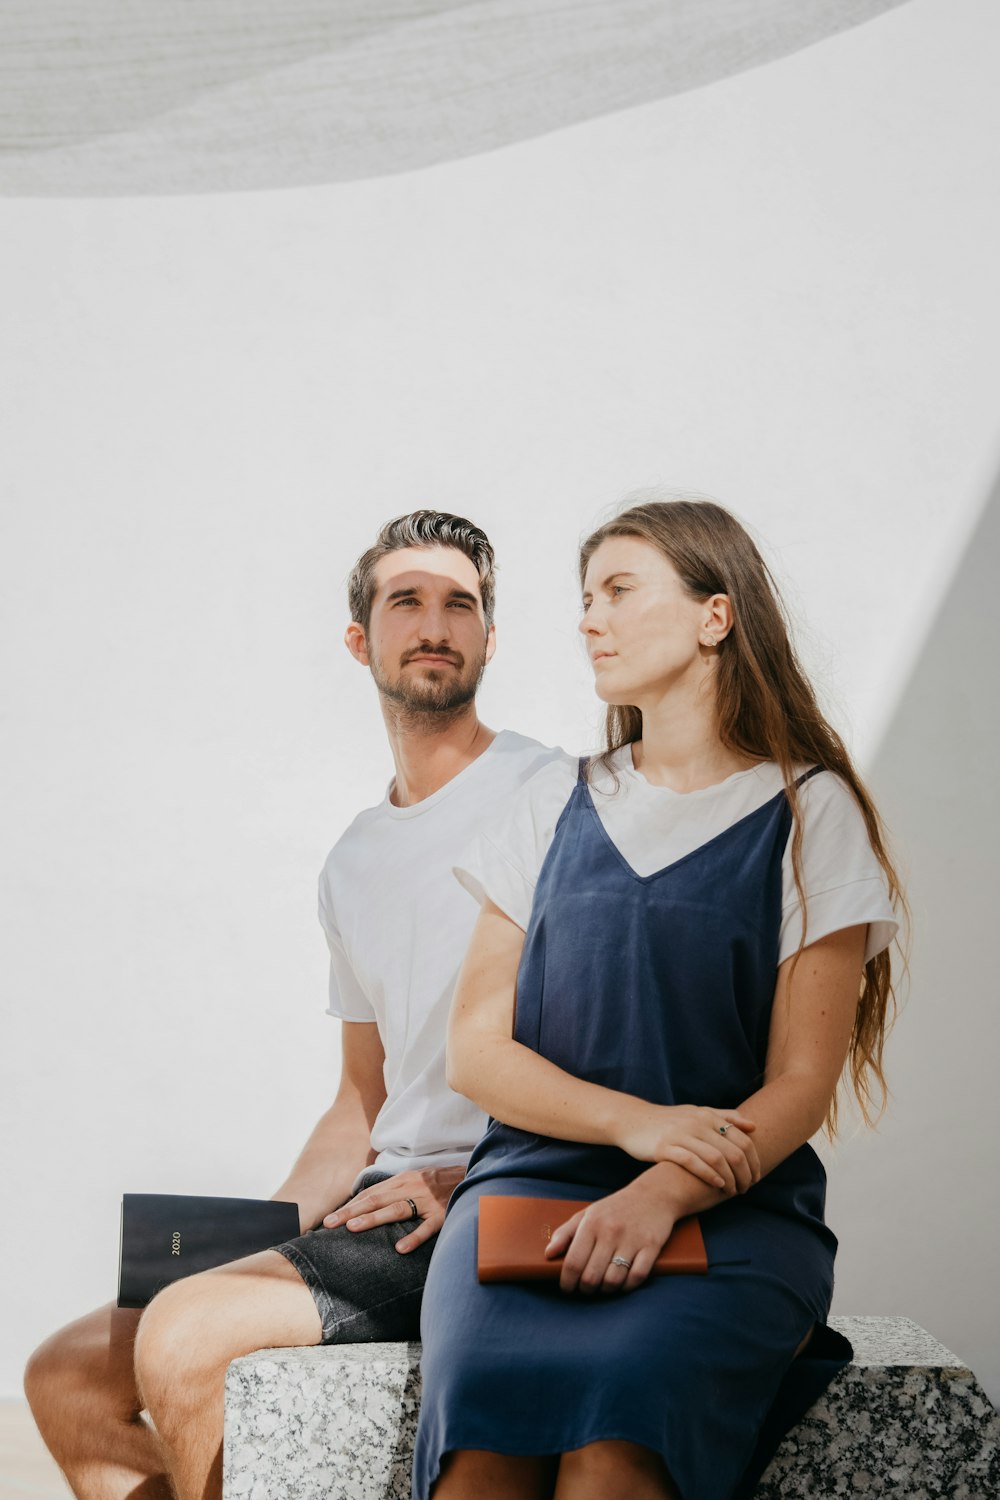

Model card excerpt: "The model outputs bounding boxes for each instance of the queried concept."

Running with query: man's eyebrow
[384,585,479,604]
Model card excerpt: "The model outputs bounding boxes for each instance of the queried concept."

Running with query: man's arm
[272,1021,387,1233]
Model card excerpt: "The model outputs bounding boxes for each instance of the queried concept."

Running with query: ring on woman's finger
[718,1124,730,1135]
[404,1198,419,1219]
[611,1255,633,1270]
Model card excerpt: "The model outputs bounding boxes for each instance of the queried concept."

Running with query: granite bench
[223,1316,1000,1499]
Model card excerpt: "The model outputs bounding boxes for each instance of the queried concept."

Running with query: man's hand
[322,1165,466,1253]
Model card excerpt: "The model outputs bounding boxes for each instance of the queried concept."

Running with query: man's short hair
[348,510,497,633]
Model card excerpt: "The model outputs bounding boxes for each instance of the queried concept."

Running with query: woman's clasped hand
[616,1102,761,1193]
[542,1103,760,1296]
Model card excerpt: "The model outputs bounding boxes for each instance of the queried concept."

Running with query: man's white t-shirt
[318,730,572,1177]
[455,748,898,965]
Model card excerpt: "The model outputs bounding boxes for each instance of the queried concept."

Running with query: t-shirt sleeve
[779,772,899,966]
[453,756,578,930]
[318,871,377,1023]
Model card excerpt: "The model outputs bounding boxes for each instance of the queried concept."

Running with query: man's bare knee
[133,1280,216,1415]
[135,1249,320,1415]
[25,1303,143,1434]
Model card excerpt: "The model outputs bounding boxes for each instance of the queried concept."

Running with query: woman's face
[579,535,715,706]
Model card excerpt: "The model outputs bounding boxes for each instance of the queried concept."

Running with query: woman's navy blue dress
[413,765,852,1500]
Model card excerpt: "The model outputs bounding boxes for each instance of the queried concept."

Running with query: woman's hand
[544,1173,683,1295]
[616,1103,761,1194]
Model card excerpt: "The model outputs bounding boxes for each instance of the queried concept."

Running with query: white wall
[2,0,999,1401]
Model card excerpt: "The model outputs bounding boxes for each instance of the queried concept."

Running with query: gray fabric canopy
[0,0,910,195]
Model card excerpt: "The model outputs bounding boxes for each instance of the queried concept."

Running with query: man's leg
[134,1249,321,1500]
[24,1302,171,1500]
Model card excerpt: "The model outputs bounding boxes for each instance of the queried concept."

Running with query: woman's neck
[629,683,757,793]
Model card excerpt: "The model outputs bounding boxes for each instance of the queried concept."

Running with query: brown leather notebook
[477,1195,708,1283]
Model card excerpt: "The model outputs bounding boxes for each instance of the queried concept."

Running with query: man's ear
[344,621,371,667]
[484,623,497,667]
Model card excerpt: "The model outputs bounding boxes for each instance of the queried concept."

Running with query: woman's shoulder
[794,765,873,837]
[784,764,892,899]
[733,761,869,823]
[779,766,898,963]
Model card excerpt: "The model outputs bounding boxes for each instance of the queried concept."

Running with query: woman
[412,498,902,1500]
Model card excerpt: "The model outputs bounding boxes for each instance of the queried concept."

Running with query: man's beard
[369,641,488,722]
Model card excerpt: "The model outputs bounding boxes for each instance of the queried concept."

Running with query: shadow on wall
[0,0,910,194]
[824,465,1000,1407]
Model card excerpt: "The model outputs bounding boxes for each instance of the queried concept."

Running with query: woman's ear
[700,593,733,647]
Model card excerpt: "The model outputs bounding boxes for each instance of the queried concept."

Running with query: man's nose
[419,603,453,640]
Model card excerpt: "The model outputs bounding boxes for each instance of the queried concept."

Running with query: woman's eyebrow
[582,570,638,601]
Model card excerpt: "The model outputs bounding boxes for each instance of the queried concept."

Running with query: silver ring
[611,1255,633,1270]
[405,1198,419,1219]
[718,1124,730,1135]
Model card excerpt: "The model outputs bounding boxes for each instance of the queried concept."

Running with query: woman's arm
[448,899,761,1194]
[546,922,868,1291]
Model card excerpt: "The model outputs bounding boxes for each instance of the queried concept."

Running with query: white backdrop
[2,0,999,1403]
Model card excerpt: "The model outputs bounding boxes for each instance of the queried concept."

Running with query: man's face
[351,545,495,715]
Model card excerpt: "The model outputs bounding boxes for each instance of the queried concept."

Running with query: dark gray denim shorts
[274,1171,435,1344]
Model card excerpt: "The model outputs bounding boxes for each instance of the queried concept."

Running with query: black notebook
[118,1194,301,1308]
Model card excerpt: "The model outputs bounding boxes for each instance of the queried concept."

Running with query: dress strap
[576,755,590,784]
[793,765,825,789]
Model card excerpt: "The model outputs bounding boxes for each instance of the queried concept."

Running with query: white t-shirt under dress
[456,746,898,965]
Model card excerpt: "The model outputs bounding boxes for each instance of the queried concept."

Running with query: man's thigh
[137,1247,323,1375]
[274,1217,435,1344]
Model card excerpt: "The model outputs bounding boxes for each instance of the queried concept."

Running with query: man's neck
[382,702,497,807]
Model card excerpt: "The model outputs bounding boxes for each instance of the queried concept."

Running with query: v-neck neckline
[578,776,789,886]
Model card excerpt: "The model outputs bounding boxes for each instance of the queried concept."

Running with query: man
[24,509,567,1500]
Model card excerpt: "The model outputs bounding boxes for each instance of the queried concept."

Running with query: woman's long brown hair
[579,498,907,1134]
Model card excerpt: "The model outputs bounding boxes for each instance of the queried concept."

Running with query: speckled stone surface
[224,1343,421,1500]
[755,1317,1000,1498]
[223,1318,1000,1499]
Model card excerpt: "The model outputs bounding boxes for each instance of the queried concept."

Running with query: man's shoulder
[318,735,573,886]
[483,729,575,784]
[463,731,575,826]
[320,796,387,876]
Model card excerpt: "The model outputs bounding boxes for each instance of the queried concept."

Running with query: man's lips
[406,653,461,666]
